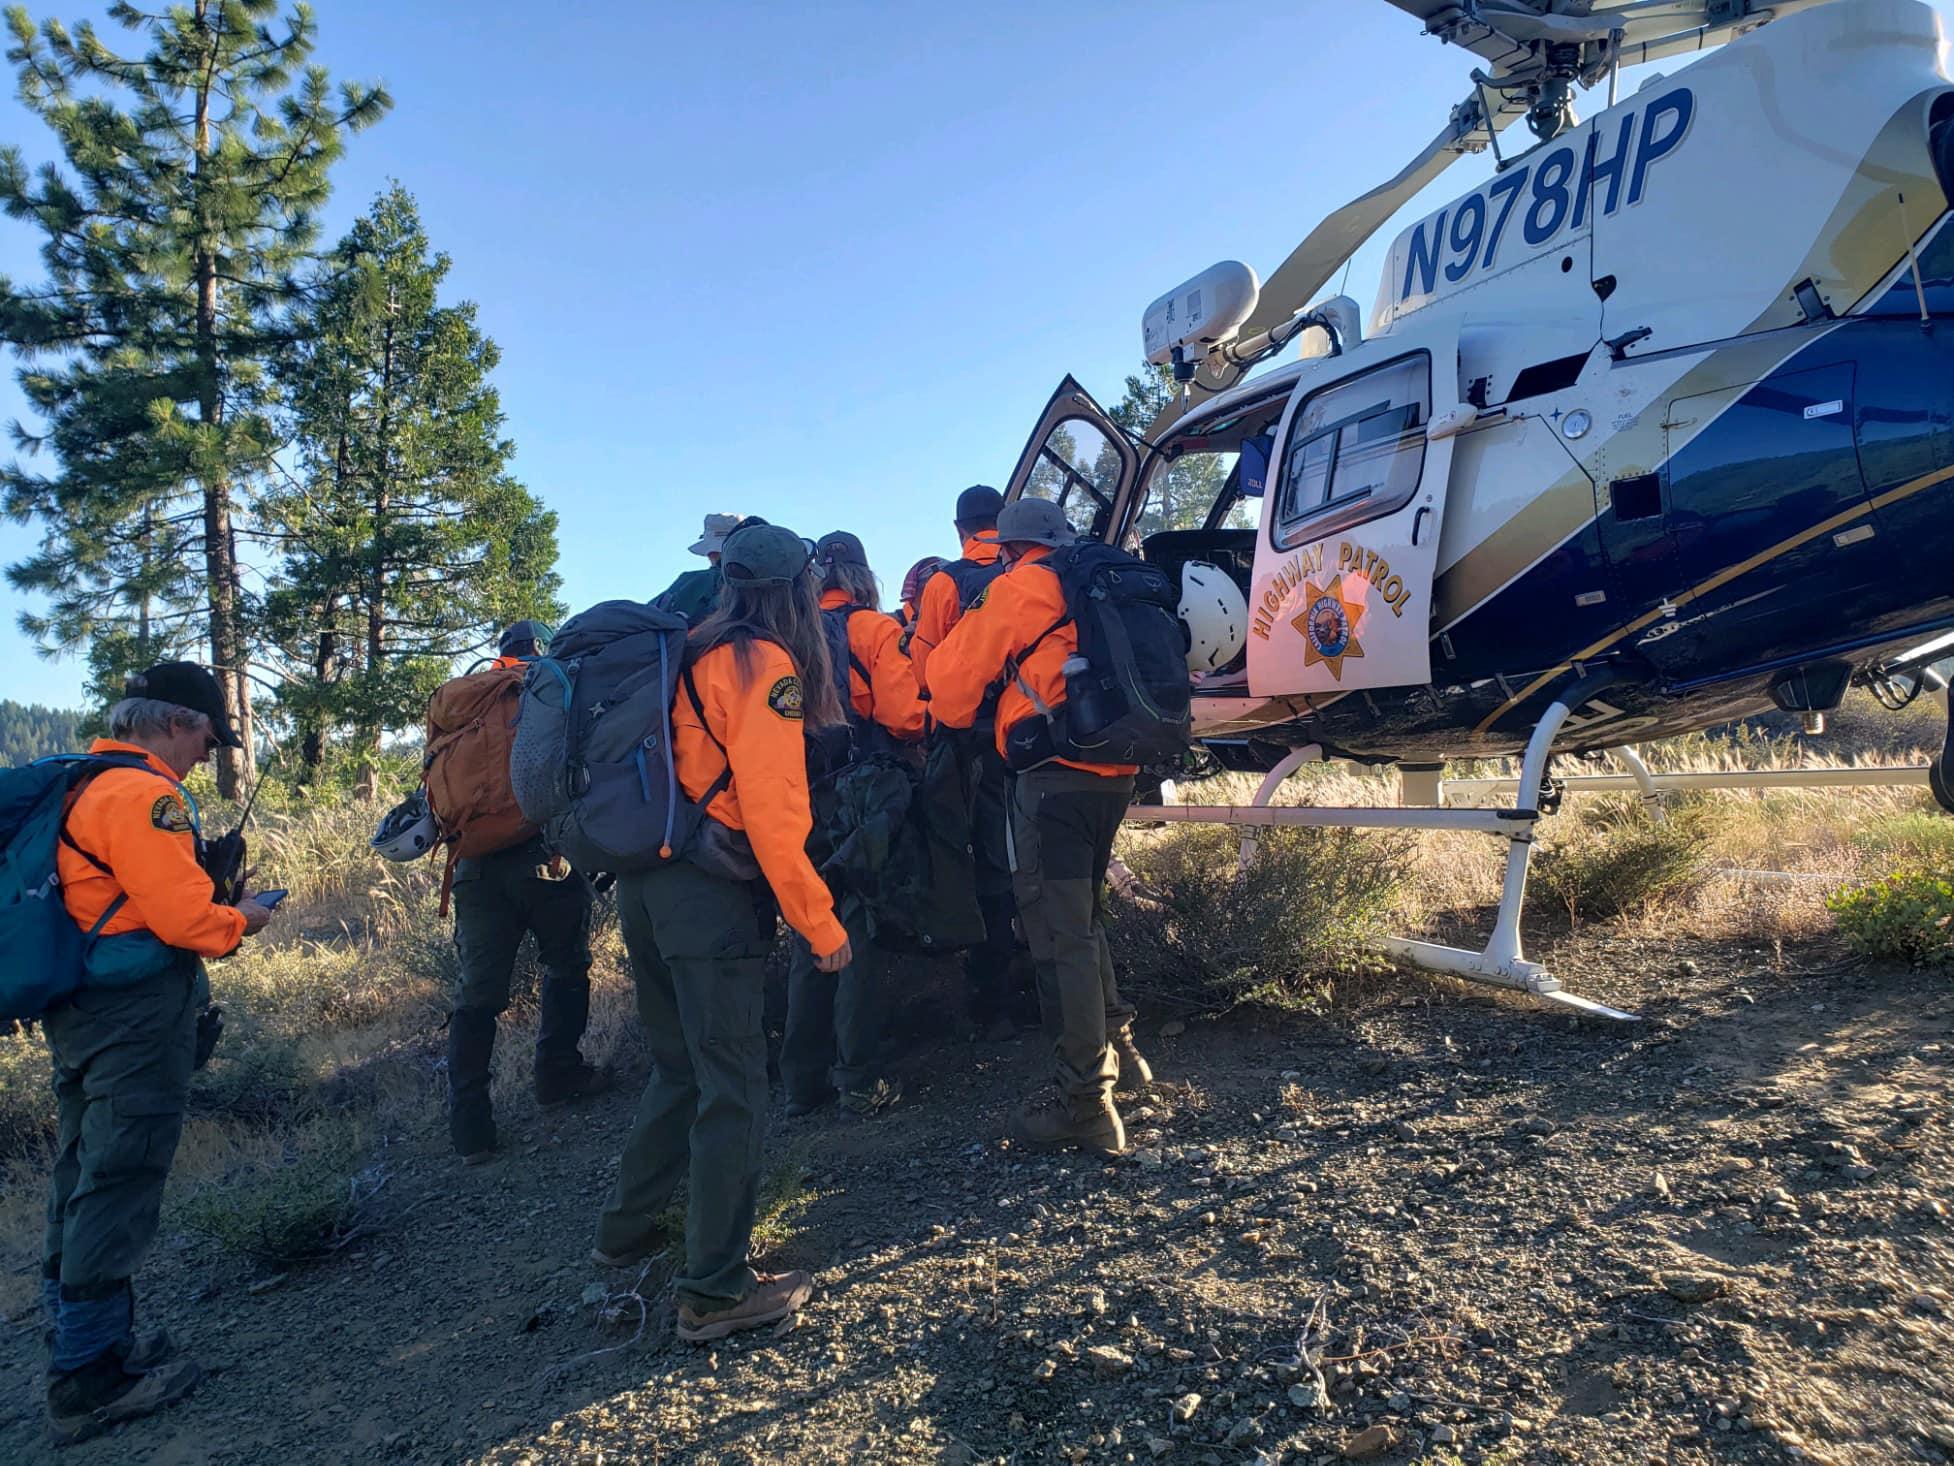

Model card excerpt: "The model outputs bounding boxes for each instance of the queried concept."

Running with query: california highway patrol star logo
[1294,574,1367,681]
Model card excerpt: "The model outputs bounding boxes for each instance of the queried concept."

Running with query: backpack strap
[680,664,736,808]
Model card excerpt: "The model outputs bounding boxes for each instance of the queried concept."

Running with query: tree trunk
[192,0,254,798]
[356,306,396,804]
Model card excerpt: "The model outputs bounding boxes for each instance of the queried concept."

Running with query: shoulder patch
[767,675,804,720]
[150,794,193,834]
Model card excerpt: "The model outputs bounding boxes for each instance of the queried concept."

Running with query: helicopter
[997,0,1954,1019]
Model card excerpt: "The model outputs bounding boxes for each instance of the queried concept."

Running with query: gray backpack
[509,601,727,875]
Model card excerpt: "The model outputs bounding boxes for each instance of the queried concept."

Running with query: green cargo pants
[41,954,205,1299]
[1009,766,1137,1103]
[596,860,773,1310]
[782,900,882,1104]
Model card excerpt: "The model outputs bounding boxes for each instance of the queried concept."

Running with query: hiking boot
[450,1101,497,1165]
[1008,1087,1126,1159]
[535,1060,613,1109]
[47,1345,201,1447]
[784,1089,834,1119]
[675,1270,813,1342]
[839,1078,902,1118]
[591,1214,675,1269]
[979,1014,1019,1043]
[1111,1027,1153,1093]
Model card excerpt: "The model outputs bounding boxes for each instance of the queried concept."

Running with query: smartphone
[256,889,289,909]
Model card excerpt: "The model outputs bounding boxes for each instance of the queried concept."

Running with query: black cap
[499,620,548,656]
[955,484,1004,524]
[814,530,868,568]
[124,662,244,748]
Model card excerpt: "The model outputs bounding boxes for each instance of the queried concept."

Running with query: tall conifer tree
[0,0,389,794]
[264,184,562,785]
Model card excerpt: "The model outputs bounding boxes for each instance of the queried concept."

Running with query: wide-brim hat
[125,662,245,748]
[978,497,1077,550]
[689,512,744,557]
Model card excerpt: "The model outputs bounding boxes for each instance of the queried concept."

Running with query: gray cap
[981,497,1077,550]
[722,523,813,586]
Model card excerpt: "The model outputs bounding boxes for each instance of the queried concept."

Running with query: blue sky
[2,0,1950,709]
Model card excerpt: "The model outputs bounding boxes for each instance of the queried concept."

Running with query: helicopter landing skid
[1132,680,1642,1022]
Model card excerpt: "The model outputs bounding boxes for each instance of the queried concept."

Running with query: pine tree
[264,183,562,786]
[0,0,389,795]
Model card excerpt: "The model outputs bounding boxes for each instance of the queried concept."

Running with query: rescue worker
[446,622,605,1165]
[493,619,548,665]
[592,522,843,1340]
[927,499,1151,1158]
[782,530,923,1119]
[910,485,1023,1039]
[892,554,945,641]
[654,511,742,623]
[40,664,276,1442]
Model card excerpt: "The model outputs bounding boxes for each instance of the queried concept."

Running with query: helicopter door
[1247,347,1453,696]
[1002,376,1139,544]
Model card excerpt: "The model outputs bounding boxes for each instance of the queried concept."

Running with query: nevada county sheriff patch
[151,794,193,833]
[767,675,804,720]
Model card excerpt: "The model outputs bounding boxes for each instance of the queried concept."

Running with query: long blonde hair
[689,569,844,729]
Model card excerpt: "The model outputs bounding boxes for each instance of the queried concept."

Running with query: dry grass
[1,694,1945,1316]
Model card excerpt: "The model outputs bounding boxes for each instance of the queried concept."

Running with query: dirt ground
[2,930,1950,1465]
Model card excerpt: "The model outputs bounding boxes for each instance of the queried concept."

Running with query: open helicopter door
[1246,343,1455,697]
[1002,376,1140,544]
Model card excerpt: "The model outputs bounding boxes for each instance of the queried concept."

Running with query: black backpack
[509,600,726,875]
[941,556,1005,612]
[1002,543,1191,770]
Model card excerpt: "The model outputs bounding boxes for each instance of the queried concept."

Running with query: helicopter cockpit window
[1274,353,1430,549]
[1022,416,1119,539]
[1129,411,1284,545]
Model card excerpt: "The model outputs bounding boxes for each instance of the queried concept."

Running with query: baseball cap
[980,497,1077,550]
[688,512,744,558]
[124,662,245,748]
[499,620,548,656]
[814,531,868,568]
[722,523,814,586]
[954,484,1004,524]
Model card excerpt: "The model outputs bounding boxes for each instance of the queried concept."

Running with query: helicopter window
[1022,415,1120,538]
[1274,353,1429,548]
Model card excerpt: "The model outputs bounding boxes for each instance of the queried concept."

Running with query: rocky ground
[1,929,1950,1465]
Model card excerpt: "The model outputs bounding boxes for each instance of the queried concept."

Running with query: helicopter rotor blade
[1143,90,1527,441]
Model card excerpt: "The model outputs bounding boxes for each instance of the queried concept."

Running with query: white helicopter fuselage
[1010,0,1954,768]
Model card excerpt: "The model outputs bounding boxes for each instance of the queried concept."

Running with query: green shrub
[176,1119,375,1263]
[1531,797,1711,920]
[1826,870,1954,967]
[1850,810,1954,870]
[1107,823,1408,1013]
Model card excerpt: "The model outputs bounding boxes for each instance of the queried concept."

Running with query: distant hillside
[0,700,82,765]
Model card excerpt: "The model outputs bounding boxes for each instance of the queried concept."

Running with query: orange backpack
[424,665,537,907]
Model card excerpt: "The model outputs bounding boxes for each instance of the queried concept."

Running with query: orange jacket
[674,640,846,958]
[909,536,1001,689]
[59,739,247,958]
[819,589,924,740]
[491,655,527,671]
[925,547,1139,777]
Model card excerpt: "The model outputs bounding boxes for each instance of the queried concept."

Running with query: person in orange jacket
[593,522,844,1342]
[910,484,1026,1040]
[490,619,549,669]
[927,498,1152,1159]
[39,663,277,1443]
[891,554,945,643]
[779,531,921,1121]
